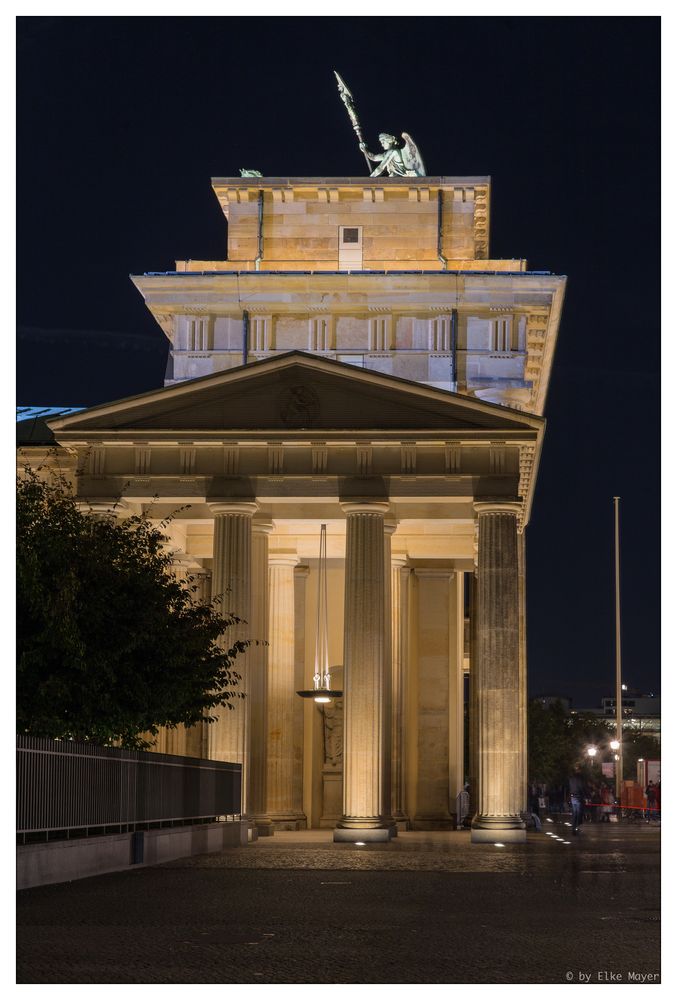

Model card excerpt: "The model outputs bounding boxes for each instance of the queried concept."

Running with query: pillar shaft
[391,557,410,822]
[208,502,257,819]
[471,501,526,842]
[335,502,391,841]
[267,555,305,826]
[382,524,395,828]
[518,530,529,816]
[250,522,272,830]
[293,567,309,827]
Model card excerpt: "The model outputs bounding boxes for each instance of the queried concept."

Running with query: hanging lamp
[296,523,342,702]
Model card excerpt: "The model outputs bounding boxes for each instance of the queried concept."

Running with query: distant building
[533,695,573,711]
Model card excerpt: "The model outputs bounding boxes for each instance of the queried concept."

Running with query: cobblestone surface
[16,822,660,984]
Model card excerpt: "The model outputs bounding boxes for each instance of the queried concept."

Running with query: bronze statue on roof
[334,70,426,177]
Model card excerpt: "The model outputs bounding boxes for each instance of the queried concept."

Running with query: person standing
[645,781,658,822]
[569,769,585,834]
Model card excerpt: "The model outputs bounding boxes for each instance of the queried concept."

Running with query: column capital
[208,501,259,517]
[252,518,274,535]
[269,552,300,567]
[76,499,129,518]
[341,501,389,517]
[473,499,522,518]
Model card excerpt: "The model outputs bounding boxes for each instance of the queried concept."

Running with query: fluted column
[391,556,410,825]
[334,502,392,842]
[267,554,305,828]
[250,521,273,833]
[293,567,309,827]
[382,523,396,832]
[208,501,257,821]
[471,501,526,843]
[518,529,529,817]
[469,572,479,819]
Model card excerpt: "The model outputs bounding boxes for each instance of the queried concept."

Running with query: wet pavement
[16,819,660,983]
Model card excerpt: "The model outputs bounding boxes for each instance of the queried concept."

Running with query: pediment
[48,353,542,436]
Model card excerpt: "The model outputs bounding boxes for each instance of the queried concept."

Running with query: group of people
[529,774,661,833]
[530,775,615,834]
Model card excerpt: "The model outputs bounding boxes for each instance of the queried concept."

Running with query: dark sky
[16,16,660,706]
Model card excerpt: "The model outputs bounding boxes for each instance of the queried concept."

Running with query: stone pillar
[334,502,392,842]
[471,501,526,843]
[293,567,309,828]
[410,570,455,830]
[518,529,529,818]
[250,521,273,834]
[468,572,479,819]
[382,523,396,833]
[208,501,257,821]
[449,571,465,820]
[267,554,306,829]
[391,556,410,826]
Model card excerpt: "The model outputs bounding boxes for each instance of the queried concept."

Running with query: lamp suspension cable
[296,523,342,702]
[313,523,331,691]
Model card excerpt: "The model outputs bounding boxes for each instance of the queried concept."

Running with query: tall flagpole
[613,497,623,802]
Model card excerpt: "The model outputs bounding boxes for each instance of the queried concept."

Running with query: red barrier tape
[583,801,659,811]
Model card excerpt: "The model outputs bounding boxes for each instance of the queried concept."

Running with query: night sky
[16,16,660,707]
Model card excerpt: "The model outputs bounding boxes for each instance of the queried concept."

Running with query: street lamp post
[613,497,624,802]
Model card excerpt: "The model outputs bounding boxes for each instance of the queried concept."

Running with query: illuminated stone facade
[36,174,565,844]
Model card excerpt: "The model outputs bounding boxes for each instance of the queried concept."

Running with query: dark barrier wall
[17,735,242,837]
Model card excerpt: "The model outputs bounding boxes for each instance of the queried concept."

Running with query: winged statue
[333,71,427,177]
[359,132,426,177]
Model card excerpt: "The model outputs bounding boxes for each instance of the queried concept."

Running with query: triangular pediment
[48,352,542,435]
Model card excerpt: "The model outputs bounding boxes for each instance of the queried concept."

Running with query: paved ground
[16,819,660,984]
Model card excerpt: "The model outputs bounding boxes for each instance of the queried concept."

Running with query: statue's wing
[401,133,426,176]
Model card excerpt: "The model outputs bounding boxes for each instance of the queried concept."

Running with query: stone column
[471,501,526,843]
[411,569,455,829]
[334,502,392,842]
[208,501,257,821]
[267,554,306,828]
[518,529,529,818]
[468,573,479,819]
[293,567,309,828]
[449,571,465,819]
[250,521,273,834]
[382,523,396,833]
[391,556,410,826]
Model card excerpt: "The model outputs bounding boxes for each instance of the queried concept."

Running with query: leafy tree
[17,464,246,749]
[528,699,659,786]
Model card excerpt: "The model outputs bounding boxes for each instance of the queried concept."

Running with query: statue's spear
[334,70,372,173]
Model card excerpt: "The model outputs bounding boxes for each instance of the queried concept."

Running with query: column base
[333,826,395,843]
[270,815,307,832]
[471,815,526,844]
[410,817,455,831]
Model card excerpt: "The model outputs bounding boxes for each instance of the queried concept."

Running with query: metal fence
[17,735,242,842]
